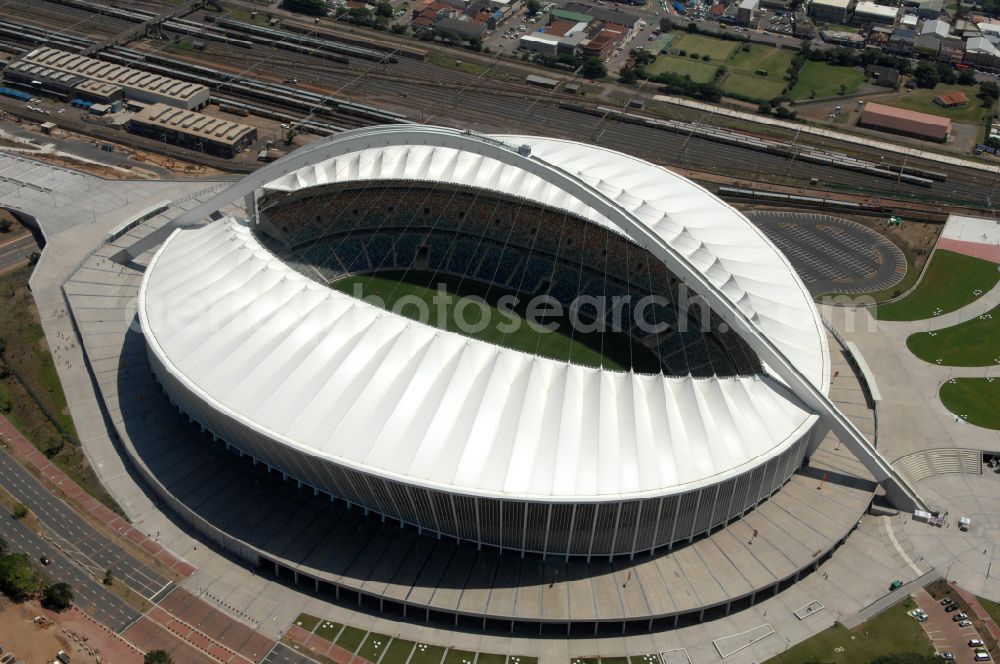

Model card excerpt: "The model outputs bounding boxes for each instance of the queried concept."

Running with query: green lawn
[671,32,739,60]
[293,613,321,632]
[978,596,1000,625]
[765,598,933,664]
[645,55,718,83]
[409,644,447,664]
[476,655,509,664]
[381,639,416,664]
[719,72,785,100]
[357,633,392,663]
[876,84,991,126]
[940,378,1000,429]
[335,625,368,653]
[314,618,343,641]
[720,43,797,100]
[906,302,1000,366]
[874,250,1000,321]
[442,649,477,664]
[789,61,865,100]
[332,270,662,372]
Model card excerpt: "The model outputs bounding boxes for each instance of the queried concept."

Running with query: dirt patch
[0,599,100,663]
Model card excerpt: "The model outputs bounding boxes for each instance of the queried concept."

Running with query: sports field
[720,43,796,101]
[645,55,718,83]
[646,33,796,101]
[906,302,1000,366]
[940,378,1000,430]
[670,32,738,60]
[874,250,1000,321]
[788,61,864,100]
[331,270,662,372]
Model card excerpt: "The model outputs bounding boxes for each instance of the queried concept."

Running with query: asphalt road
[0,511,142,631]
[0,451,171,601]
[262,642,322,664]
[0,231,38,274]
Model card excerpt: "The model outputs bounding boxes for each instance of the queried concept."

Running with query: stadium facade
[138,126,888,559]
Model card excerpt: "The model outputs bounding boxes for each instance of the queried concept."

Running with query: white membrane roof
[139,134,828,501]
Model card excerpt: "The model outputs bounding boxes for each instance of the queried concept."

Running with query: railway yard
[0,0,994,220]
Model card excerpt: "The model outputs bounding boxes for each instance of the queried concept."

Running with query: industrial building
[737,0,761,26]
[14,48,210,110]
[859,102,951,141]
[809,0,853,23]
[852,0,898,24]
[127,103,257,158]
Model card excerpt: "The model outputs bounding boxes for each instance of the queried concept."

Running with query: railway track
[0,0,996,207]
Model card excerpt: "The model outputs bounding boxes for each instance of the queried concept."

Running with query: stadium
[137,125,919,560]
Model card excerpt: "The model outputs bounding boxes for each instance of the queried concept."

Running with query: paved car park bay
[915,588,988,664]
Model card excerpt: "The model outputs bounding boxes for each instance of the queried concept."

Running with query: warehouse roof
[854,1,898,18]
[130,103,256,145]
[860,101,950,140]
[811,0,853,10]
[74,78,122,97]
[18,47,208,103]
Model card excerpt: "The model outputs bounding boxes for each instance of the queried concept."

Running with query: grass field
[719,72,786,100]
[670,32,738,60]
[906,301,1000,366]
[876,84,990,126]
[978,596,1000,625]
[292,615,535,664]
[0,264,122,514]
[788,61,864,100]
[720,43,796,101]
[941,379,1000,429]
[331,270,662,372]
[765,597,933,664]
[645,55,718,83]
[874,250,1000,321]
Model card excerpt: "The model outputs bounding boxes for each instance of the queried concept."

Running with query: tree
[526,0,541,14]
[757,100,771,114]
[390,22,406,33]
[913,62,939,89]
[580,57,607,80]
[11,502,28,519]
[281,0,328,16]
[0,553,40,600]
[958,68,977,86]
[619,67,637,84]
[0,218,10,233]
[144,651,174,664]
[0,537,5,557]
[979,81,1000,103]
[375,0,393,18]
[103,569,114,585]
[42,582,73,611]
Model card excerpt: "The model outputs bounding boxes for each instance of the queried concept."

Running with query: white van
[975,653,991,662]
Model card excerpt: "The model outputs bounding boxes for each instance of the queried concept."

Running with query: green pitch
[331,270,662,373]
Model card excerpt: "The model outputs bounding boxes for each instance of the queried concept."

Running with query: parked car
[959,620,973,627]
[917,614,930,622]
[940,597,953,605]
[909,608,925,617]
[953,613,969,622]
[39,556,51,566]
[946,604,961,612]
[975,653,991,662]
[939,653,956,661]
[970,639,985,647]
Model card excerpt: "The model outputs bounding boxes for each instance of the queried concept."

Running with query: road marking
[882,517,922,576]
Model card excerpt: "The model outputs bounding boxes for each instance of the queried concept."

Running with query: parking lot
[914,588,991,663]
